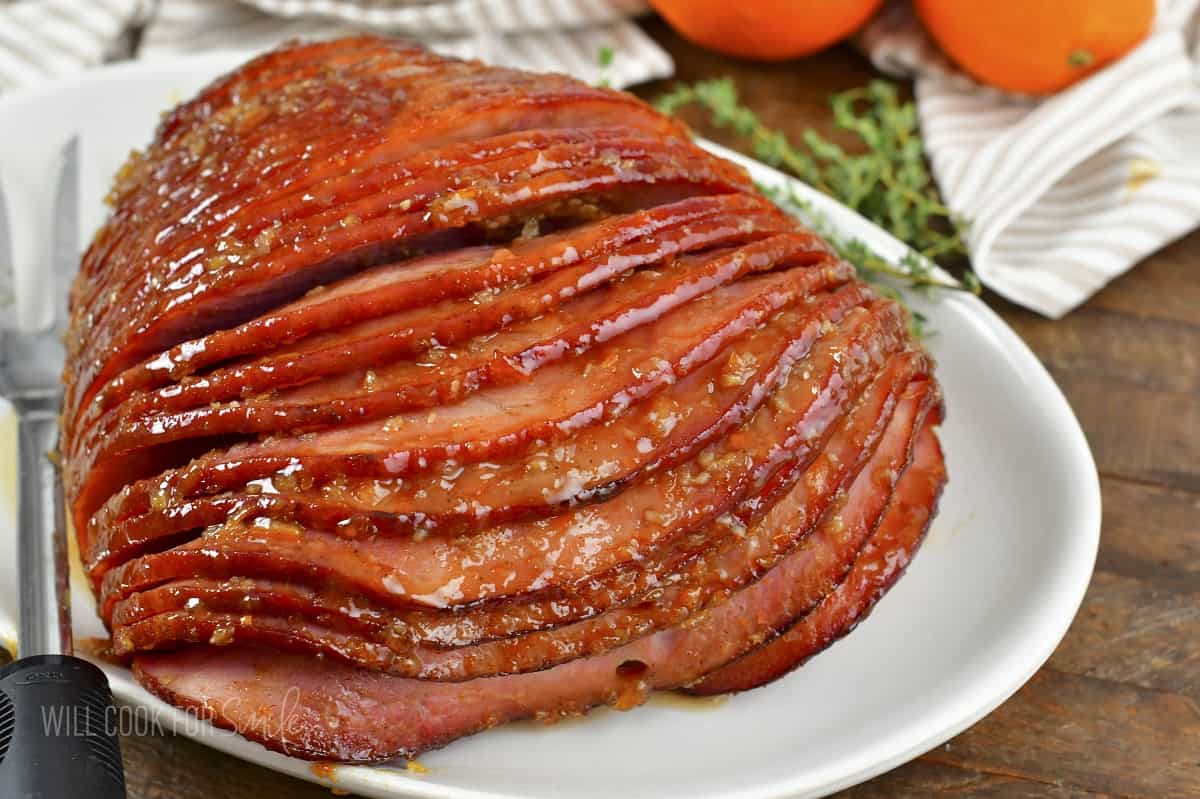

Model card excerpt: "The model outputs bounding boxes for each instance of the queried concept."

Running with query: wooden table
[62,19,1200,799]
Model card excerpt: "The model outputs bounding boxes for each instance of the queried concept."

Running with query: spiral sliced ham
[63,37,947,761]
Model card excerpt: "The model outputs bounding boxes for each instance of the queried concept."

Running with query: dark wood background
[25,19,1200,799]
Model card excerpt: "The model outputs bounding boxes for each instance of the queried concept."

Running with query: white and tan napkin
[860,0,1200,317]
[0,0,672,91]
[0,0,147,90]
[140,0,672,88]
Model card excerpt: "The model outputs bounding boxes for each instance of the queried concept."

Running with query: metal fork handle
[15,405,70,658]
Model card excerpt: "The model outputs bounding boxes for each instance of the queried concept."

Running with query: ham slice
[75,263,849,548]
[75,193,794,431]
[112,342,930,679]
[132,387,940,760]
[685,422,946,695]
[97,288,883,616]
[104,300,913,633]
[76,233,833,480]
[86,263,852,578]
[63,38,947,760]
[69,131,750,420]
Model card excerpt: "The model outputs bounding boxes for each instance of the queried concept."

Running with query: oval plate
[0,54,1100,799]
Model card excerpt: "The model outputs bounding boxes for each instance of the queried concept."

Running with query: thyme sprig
[596,45,615,88]
[759,181,975,295]
[654,78,979,297]
[755,181,948,335]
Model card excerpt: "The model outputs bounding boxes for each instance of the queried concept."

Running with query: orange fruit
[913,0,1155,94]
[650,0,885,61]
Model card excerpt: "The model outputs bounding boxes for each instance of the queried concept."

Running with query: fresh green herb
[596,46,615,88]
[655,77,979,301]
[776,187,964,294]
[755,182,934,336]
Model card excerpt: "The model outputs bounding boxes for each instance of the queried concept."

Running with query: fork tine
[51,136,80,333]
[0,172,15,330]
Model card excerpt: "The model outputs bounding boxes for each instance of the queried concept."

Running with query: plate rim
[0,54,1102,799]
[709,140,1102,797]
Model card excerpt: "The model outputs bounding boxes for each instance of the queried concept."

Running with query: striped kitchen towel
[139,0,671,89]
[860,0,1200,317]
[0,0,672,92]
[0,0,148,91]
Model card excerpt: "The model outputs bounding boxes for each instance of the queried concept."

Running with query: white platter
[0,54,1101,799]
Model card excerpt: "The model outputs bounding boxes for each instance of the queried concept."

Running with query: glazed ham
[63,37,947,761]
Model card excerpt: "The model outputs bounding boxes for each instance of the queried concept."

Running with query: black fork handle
[0,654,126,798]
[4,409,126,796]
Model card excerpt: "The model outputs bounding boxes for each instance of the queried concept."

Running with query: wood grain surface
[29,19,1200,799]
